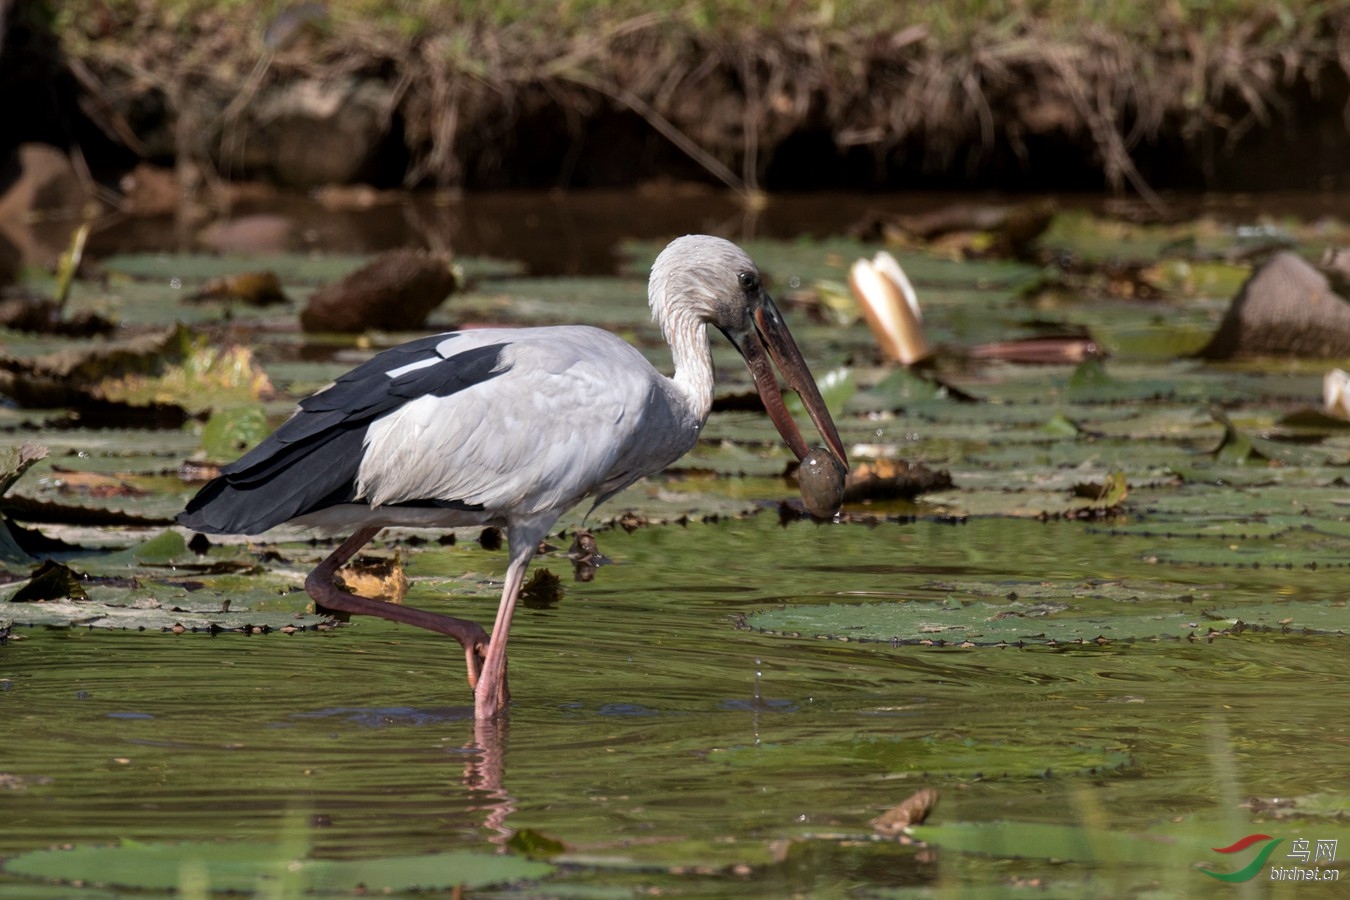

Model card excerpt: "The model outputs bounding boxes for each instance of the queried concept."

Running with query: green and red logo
[1202,834,1284,882]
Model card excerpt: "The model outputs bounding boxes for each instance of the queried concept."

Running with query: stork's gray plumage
[179,235,847,719]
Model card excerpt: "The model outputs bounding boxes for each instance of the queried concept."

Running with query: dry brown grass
[52,0,1350,196]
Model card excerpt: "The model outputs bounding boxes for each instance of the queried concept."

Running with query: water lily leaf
[1,591,333,631]
[1067,356,1114,391]
[0,442,48,497]
[1062,357,1188,403]
[932,578,1222,604]
[784,366,855,420]
[103,252,520,288]
[0,494,178,528]
[9,560,87,602]
[94,529,191,566]
[2,842,553,893]
[675,430,787,476]
[1042,413,1085,436]
[0,519,38,566]
[743,595,1350,645]
[715,734,1131,780]
[1277,406,1350,431]
[1145,536,1350,569]
[1210,408,1267,464]
[507,827,568,858]
[1071,470,1128,507]
[200,405,270,460]
[0,324,273,412]
[852,367,974,410]
[104,253,380,286]
[1208,408,1339,466]
[908,820,1213,864]
[593,477,763,524]
[310,850,554,893]
[1244,792,1350,819]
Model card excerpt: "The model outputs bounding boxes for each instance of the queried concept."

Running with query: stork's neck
[662,308,716,425]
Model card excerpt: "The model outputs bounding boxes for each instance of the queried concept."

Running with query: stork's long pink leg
[473,539,535,719]
[305,527,490,691]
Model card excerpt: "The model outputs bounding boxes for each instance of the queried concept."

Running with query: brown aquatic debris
[335,553,408,604]
[520,567,564,609]
[870,787,940,836]
[47,466,149,499]
[567,529,608,582]
[840,458,953,504]
[1198,251,1350,358]
[0,291,114,336]
[187,271,289,306]
[967,335,1106,364]
[300,248,458,333]
[849,201,1054,259]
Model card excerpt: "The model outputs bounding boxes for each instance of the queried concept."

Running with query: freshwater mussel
[798,447,847,517]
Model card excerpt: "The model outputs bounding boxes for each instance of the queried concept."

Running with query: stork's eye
[738,271,760,292]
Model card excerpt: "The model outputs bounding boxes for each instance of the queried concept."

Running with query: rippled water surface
[4,516,1346,895]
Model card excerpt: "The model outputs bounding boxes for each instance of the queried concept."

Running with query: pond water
[2,191,1349,895]
[4,515,1347,896]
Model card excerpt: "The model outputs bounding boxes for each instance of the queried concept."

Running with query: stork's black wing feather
[178,336,508,534]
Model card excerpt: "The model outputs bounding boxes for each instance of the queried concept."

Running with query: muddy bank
[9,2,1350,201]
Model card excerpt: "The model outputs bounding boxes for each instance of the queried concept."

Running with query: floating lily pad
[1089,517,1297,540]
[0,324,272,413]
[1,592,332,632]
[714,734,1132,780]
[908,820,1214,864]
[743,595,1350,645]
[1243,792,1350,819]
[1145,537,1350,569]
[2,841,553,893]
[912,816,1350,879]
[0,443,48,497]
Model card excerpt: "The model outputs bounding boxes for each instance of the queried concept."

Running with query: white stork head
[649,235,848,470]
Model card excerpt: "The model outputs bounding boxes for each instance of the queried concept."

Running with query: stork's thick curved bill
[731,295,848,469]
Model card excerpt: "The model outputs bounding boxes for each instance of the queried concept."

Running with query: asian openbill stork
[179,235,848,719]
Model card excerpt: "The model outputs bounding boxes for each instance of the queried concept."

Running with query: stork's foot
[305,529,493,703]
[473,654,510,719]
[309,573,490,688]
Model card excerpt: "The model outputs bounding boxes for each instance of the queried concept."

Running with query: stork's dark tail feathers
[177,425,364,535]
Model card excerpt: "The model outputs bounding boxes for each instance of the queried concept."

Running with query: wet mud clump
[1199,251,1350,358]
[300,249,457,333]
